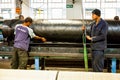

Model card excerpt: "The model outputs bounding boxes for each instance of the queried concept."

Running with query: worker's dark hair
[19,15,24,19]
[24,17,33,23]
[92,9,101,16]
[114,16,119,21]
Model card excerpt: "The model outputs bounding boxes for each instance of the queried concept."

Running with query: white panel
[58,71,120,80]
[66,0,82,19]
[22,0,30,18]
[0,69,57,80]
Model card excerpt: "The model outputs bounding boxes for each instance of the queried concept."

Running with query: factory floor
[0,59,120,73]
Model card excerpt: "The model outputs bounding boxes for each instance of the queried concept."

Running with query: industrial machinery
[2,19,120,45]
[0,19,120,71]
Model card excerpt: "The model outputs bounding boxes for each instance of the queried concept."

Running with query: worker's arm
[27,27,46,42]
[33,36,46,42]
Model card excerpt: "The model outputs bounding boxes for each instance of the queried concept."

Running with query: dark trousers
[11,47,28,69]
[92,50,104,72]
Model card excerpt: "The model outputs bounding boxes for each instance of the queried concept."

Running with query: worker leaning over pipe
[11,17,46,69]
[81,9,108,72]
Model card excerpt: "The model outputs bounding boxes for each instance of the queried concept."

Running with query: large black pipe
[1,19,120,44]
[32,20,83,43]
[32,20,120,44]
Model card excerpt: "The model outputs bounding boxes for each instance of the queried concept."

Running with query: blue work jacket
[90,18,108,50]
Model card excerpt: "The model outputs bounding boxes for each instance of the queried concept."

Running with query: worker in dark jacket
[82,9,108,72]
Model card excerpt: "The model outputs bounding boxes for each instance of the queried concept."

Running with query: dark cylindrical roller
[32,20,84,43]
[1,19,120,44]
[32,20,120,44]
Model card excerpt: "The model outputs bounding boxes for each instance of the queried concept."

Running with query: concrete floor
[0,59,120,73]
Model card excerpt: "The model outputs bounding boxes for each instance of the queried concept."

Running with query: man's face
[26,22,32,27]
[20,16,24,20]
[92,13,98,20]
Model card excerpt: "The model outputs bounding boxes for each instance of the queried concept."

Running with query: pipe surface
[1,19,120,44]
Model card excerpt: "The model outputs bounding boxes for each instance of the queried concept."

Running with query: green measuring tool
[82,29,88,71]
[81,0,88,71]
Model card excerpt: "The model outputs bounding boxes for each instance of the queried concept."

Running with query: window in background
[104,9,116,19]
[1,8,11,19]
[85,0,97,3]
[117,8,120,17]
[105,0,117,2]
[0,0,14,19]
[85,9,94,19]
[30,0,66,19]
[83,0,120,20]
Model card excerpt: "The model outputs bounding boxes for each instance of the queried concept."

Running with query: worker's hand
[0,26,2,29]
[41,37,46,42]
[81,26,86,31]
[86,35,92,40]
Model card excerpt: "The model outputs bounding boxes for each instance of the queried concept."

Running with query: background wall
[22,0,30,18]
[66,0,83,19]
